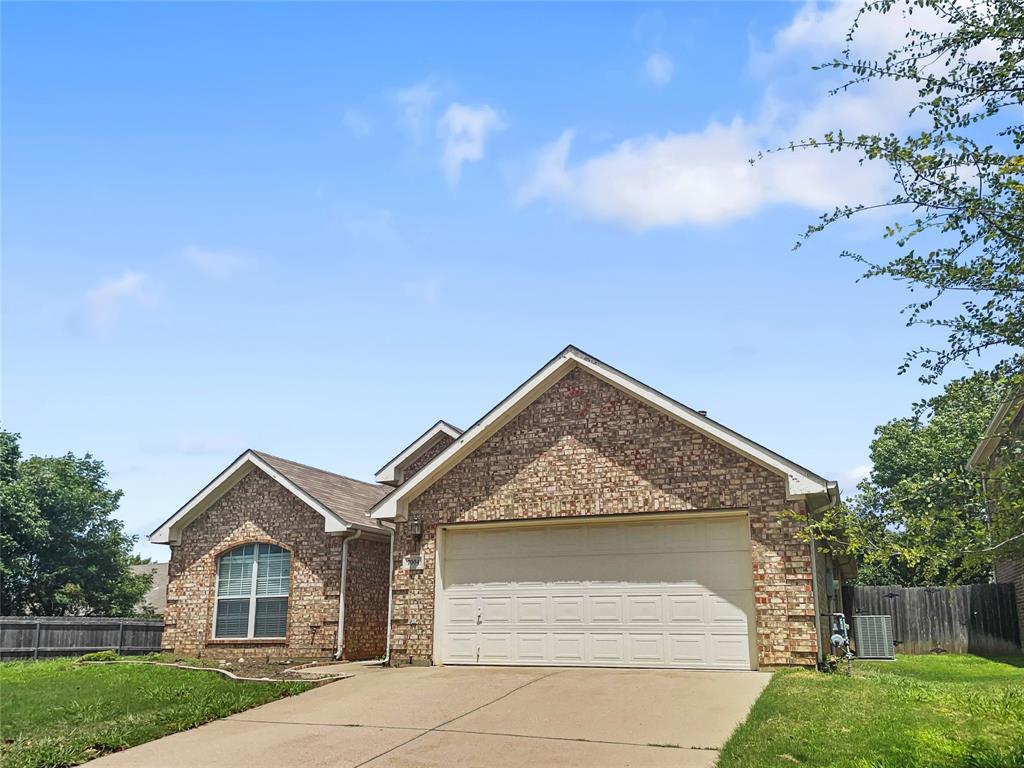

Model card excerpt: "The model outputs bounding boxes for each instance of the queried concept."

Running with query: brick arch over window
[213,542,292,639]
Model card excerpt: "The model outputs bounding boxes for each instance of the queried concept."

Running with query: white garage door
[437,514,756,670]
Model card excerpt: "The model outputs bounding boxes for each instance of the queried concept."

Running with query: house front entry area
[436,514,757,669]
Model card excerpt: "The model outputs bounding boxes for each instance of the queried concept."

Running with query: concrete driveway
[90,665,771,767]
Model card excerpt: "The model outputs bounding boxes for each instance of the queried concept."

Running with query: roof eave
[374,421,464,484]
[150,450,365,545]
[369,346,834,521]
[968,391,1024,470]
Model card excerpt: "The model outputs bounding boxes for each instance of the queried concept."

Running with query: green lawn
[718,655,1024,768]
[0,658,313,768]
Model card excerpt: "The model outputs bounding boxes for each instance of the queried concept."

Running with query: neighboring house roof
[150,449,390,544]
[130,562,169,614]
[371,345,838,521]
[375,420,463,485]
[969,389,1024,470]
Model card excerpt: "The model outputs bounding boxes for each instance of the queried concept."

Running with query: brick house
[969,388,1024,644]
[150,451,393,660]
[152,346,847,668]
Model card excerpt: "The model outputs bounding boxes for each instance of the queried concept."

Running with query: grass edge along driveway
[717,654,1024,768]
[0,658,313,768]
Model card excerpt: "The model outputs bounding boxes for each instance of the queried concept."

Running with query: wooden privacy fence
[0,617,163,660]
[844,583,1021,656]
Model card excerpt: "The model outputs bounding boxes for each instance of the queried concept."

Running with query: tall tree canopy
[0,429,151,616]
[805,373,1004,585]
[771,0,1024,383]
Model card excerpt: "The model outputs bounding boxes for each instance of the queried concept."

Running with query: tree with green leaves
[0,429,151,616]
[804,372,1004,585]
[766,0,1023,384]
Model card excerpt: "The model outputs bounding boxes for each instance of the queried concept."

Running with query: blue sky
[3,2,963,559]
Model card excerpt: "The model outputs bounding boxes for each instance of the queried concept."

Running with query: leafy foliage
[765,0,1024,383]
[801,373,1004,585]
[0,428,152,616]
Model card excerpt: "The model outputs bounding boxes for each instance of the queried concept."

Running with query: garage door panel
[667,594,704,623]
[479,633,514,662]
[549,526,588,554]
[552,596,585,623]
[668,633,708,664]
[446,597,477,625]
[590,595,624,623]
[439,516,754,670]
[445,633,478,662]
[628,633,666,662]
[626,595,662,623]
[481,597,513,624]
[588,633,625,662]
[710,635,751,667]
[515,633,548,661]
[515,596,546,623]
[552,633,586,662]
[707,518,751,549]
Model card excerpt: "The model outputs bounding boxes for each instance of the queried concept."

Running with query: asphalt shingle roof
[252,450,390,529]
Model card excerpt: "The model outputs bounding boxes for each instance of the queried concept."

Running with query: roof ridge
[251,450,385,492]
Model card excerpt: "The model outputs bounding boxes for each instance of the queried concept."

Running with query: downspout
[334,530,362,660]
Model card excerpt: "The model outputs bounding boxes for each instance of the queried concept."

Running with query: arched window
[213,543,291,639]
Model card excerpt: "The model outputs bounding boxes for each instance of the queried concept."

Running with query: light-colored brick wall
[341,537,391,660]
[399,433,456,484]
[163,468,388,660]
[390,368,818,668]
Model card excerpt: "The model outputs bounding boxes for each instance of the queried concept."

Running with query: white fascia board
[371,346,832,521]
[375,421,463,484]
[150,450,352,544]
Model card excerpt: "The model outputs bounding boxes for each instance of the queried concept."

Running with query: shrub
[79,650,120,662]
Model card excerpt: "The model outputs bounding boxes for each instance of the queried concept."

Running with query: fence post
[116,620,124,654]
[32,621,40,659]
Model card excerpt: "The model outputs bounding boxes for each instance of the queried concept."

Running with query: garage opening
[436,513,756,669]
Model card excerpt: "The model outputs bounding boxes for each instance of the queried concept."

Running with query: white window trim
[212,545,290,641]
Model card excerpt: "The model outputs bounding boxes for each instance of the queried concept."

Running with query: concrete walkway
[90,665,771,767]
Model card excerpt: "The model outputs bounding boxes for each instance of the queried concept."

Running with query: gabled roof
[150,450,389,544]
[969,389,1024,470]
[375,420,463,485]
[371,345,837,521]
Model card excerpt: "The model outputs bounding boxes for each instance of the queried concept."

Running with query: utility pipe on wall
[334,529,362,660]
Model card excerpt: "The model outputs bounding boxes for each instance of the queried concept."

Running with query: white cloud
[519,119,889,229]
[86,271,156,331]
[182,247,254,278]
[840,463,872,491]
[644,52,674,86]
[394,80,439,140]
[438,103,505,186]
[343,107,373,138]
[519,0,962,229]
[765,0,953,66]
